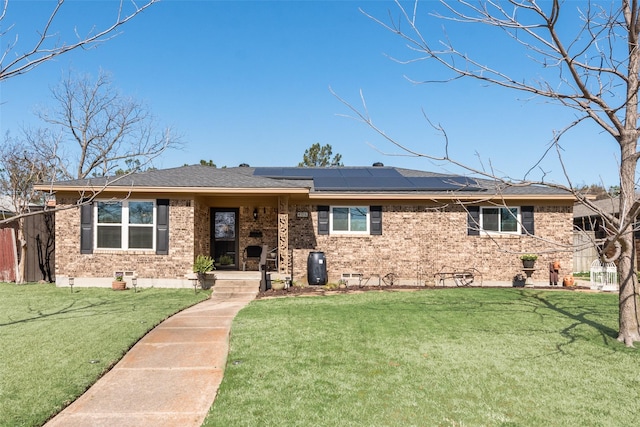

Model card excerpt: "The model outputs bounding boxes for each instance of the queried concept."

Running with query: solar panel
[253,167,313,179]
[253,167,483,191]
[338,168,371,177]
[406,177,482,191]
[368,168,403,177]
[314,176,412,191]
[254,167,403,179]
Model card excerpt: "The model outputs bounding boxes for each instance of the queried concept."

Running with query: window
[330,206,369,234]
[95,200,156,250]
[480,207,520,233]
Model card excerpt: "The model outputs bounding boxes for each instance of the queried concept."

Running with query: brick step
[212,291,258,300]
[213,279,259,295]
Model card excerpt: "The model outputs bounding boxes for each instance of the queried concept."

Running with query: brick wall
[191,203,279,270]
[239,206,278,270]
[53,195,573,287]
[193,199,209,258]
[55,196,194,281]
[289,203,573,285]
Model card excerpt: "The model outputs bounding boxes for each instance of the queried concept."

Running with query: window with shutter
[468,205,534,235]
[329,206,369,234]
[91,199,158,251]
[318,206,329,235]
[370,206,382,235]
[156,199,169,255]
[467,206,480,236]
[318,205,380,235]
[80,202,93,254]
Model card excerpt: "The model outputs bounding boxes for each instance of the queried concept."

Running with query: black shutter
[467,206,480,236]
[318,205,329,235]
[521,206,534,235]
[370,206,382,235]
[80,202,93,254]
[156,199,169,255]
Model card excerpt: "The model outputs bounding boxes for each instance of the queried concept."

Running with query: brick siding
[54,195,573,287]
[289,203,573,285]
[55,197,194,281]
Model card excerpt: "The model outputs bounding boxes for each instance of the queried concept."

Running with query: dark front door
[211,208,239,269]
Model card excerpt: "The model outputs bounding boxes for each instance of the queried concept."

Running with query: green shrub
[219,255,233,265]
[193,255,215,273]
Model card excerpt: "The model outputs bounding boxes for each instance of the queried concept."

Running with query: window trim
[480,206,521,234]
[329,205,370,235]
[94,199,157,251]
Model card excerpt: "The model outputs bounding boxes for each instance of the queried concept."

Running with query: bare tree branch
[0,0,159,81]
[345,0,640,345]
[34,70,182,180]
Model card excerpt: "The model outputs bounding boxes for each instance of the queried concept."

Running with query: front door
[211,208,239,269]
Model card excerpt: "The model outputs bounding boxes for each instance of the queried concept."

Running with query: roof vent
[372,162,384,167]
[239,163,250,167]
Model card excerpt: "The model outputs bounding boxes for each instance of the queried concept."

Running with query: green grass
[205,288,640,427]
[0,282,210,427]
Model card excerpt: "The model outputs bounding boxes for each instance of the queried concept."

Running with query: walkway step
[213,279,259,297]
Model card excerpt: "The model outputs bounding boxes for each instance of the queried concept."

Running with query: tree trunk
[16,218,26,284]
[616,127,640,343]
[616,128,640,346]
[616,11,640,346]
[616,231,640,346]
[615,177,640,346]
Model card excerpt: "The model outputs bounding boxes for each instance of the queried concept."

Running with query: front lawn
[0,282,209,427]
[205,288,639,426]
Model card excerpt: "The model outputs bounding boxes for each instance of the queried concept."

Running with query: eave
[34,185,310,196]
[36,185,575,202]
[307,192,576,202]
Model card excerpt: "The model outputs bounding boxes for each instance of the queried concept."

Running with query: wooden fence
[0,227,17,282]
[573,231,598,273]
[0,210,55,283]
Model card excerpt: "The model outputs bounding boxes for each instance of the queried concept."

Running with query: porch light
[253,208,258,220]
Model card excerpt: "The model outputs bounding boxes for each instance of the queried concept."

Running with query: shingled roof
[47,165,305,189]
[40,164,572,198]
[573,197,620,219]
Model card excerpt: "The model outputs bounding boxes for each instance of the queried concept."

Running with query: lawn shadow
[521,290,619,350]
[1,297,123,327]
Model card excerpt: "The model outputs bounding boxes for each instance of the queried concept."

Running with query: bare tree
[0,0,158,81]
[35,70,181,180]
[1,70,179,281]
[339,1,640,346]
[0,134,58,282]
[0,0,162,283]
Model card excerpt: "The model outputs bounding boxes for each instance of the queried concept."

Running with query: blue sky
[0,0,621,187]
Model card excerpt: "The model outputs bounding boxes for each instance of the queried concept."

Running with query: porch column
[278,196,289,274]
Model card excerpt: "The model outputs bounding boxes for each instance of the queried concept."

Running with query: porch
[195,196,297,277]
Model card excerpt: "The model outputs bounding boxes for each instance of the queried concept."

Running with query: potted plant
[520,254,538,269]
[112,274,126,290]
[513,273,526,287]
[271,278,286,290]
[193,255,215,289]
[219,255,233,266]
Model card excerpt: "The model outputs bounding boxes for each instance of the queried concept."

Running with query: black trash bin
[307,251,327,285]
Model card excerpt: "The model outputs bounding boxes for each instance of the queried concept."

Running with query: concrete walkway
[45,280,257,427]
